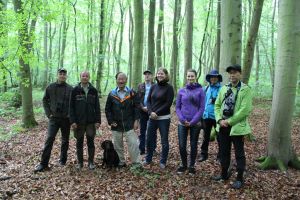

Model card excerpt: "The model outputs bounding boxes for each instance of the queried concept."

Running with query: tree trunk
[96,0,105,92]
[147,0,156,72]
[156,0,163,70]
[42,20,49,89]
[215,0,221,71]
[72,0,79,76]
[170,0,181,91]
[242,0,264,84]
[116,0,125,72]
[128,2,133,87]
[48,23,56,83]
[132,0,144,89]
[59,15,69,69]
[0,0,8,92]
[255,38,260,88]
[183,0,193,83]
[13,0,37,127]
[258,0,300,171]
[197,0,212,79]
[219,0,242,79]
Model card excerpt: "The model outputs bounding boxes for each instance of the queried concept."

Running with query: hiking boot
[198,155,208,162]
[76,163,83,170]
[188,167,196,175]
[159,163,166,169]
[232,180,244,189]
[177,166,187,174]
[88,162,96,170]
[34,164,49,173]
[211,174,230,181]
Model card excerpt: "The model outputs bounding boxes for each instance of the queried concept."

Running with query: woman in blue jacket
[199,69,222,162]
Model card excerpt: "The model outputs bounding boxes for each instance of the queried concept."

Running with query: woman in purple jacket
[176,69,205,174]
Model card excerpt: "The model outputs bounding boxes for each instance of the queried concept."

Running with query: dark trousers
[41,117,70,166]
[178,124,200,167]
[200,118,216,157]
[219,126,245,181]
[139,111,157,154]
[74,124,96,164]
[146,118,170,164]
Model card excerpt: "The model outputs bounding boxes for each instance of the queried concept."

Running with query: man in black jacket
[137,69,155,155]
[34,68,73,172]
[70,71,101,170]
[105,72,141,167]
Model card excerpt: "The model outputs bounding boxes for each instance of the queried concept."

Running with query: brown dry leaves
[0,99,300,199]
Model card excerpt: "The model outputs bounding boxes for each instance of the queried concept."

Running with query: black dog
[101,140,120,169]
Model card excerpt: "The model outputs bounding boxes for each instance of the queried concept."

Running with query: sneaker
[177,166,187,174]
[58,160,66,166]
[211,174,230,182]
[188,167,196,175]
[34,164,49,173]
[142,160,151,166]
[198,155,208,162]
[88,163,96,170]
[76,163,83,170]
[159,163,166,169]
[118,162,127,168]
[232,180,244,189]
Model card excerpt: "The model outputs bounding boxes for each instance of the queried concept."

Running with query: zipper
[121,109,125,132]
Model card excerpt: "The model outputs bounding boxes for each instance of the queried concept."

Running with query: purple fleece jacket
[176,83,205,126]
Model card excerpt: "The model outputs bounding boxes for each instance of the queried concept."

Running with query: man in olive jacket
[105,72,141,167]
[34,68,73,172]
[212,64,252,189]
[70,71,101,170]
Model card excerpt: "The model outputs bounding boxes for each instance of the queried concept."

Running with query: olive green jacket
[215,82,253,136]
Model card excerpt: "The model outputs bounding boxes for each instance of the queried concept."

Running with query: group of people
[34,64,252,190]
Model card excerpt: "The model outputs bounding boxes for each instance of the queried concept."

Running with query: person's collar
[230,81,241,88]
[56,80,66,86]
[80,82,89,88]
[117,86,128,92]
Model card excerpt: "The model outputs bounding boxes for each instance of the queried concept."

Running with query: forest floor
[0,98,300,199]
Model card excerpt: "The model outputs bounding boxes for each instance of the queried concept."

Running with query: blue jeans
[139,112,157,154]
[178,124,201,167]
[146,118,170,164]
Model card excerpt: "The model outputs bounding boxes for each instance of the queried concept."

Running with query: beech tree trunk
[156,0,163,70]
[147,0,156,72]
[96,0,105,92]
[13,0,37,127]
[170,0,181,91]
[258,0,300,171]
[242,0,264,84]
[132,0,144,89]
[219,0,242,78]
[183,0,193,83]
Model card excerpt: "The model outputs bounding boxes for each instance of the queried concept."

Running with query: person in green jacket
[212,64,252,189]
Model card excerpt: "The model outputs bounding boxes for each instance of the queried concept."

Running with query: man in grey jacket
[34,68,73,172]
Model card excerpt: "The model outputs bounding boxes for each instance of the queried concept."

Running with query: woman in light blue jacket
[199,69,222,162]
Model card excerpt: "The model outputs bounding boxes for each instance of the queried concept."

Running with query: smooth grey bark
[183,0,193,83]
[170,0,181,92]
[219,0,242,79]
[262,0,300,170]
[147,0,156,72]
[156,0,163,70]
[132,0,144,89]
[242,0,264,84]
[96,0,105,92]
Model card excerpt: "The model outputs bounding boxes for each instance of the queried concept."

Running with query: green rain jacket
[214,82,253,136]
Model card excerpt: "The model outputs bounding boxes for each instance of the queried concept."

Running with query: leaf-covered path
[1,99,300,199]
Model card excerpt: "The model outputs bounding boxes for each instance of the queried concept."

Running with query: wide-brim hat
[206,69,222,83]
